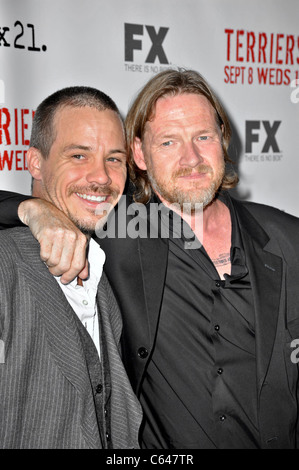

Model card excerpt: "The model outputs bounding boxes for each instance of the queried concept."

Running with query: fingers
[77,259,90,281]
[19,198,90,283]
[60,259,89,285]
[41,229,89,283]
[39,227,68,269]
[60,235,89,284]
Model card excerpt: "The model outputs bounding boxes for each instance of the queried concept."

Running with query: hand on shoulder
[18,199,89,283]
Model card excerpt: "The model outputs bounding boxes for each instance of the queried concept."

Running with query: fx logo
[245,121,281,153]
[125,23,169,64]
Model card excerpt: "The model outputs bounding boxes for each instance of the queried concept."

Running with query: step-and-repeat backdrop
[1,0,298,216]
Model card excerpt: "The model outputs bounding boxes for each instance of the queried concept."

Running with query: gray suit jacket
[0,227,142,449]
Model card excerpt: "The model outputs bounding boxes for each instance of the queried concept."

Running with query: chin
[69,216,96,235]
[172,186,218,209]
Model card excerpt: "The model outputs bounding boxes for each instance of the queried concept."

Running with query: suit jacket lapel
[138,203,169,344]
[120,194,169,346]
[97,196,168,392]
[135,194,284,397]
[97,273,142,449]
[17,233,102,448]
[138,236,169,343]
[232,199,283,391]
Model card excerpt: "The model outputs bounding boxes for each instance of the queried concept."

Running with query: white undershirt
[54,238,105,359]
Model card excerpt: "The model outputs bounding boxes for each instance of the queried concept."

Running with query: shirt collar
[218,191,249,283]
[86,237,106,288]
[154,190,249,283]
[218,191,242,251]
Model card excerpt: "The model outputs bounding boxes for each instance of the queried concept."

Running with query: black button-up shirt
[140,192,260,449]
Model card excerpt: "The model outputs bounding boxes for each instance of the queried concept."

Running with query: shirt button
[106,432,111,441]
[95,384,103,394]
[138,347,149,359]
[82,299,88,306]
[214,324,220,331]
[217,368,223,375]
[219,415,226,421]
[215,281,221,288]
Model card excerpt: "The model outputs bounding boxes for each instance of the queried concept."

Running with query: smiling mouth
[76,193,108,202]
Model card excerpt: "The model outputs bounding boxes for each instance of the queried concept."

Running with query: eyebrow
[197,128,217,134]
[109,149,127,156]
[63,144,92,152]
[155,128,217,140]
[63,144,127,155]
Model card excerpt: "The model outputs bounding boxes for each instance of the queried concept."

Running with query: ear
[26,147,43,180]
[132,137,147,171]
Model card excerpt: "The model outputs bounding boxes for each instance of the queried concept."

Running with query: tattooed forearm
[212,252,231,267]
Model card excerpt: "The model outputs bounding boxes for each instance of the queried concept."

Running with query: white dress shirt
[54,238,105,359]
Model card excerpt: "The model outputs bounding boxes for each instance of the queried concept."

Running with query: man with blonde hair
[1,69,299,449]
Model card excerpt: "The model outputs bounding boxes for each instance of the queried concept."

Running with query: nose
[86,159,111,186]
[179,142,203,167]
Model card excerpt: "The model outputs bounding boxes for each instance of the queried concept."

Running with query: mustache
[173,164,213,178]
[68,184,119,198]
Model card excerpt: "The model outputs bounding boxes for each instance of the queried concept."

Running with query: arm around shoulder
[0,190,33,229]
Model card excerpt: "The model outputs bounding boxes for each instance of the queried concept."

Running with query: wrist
[18,198,40,226]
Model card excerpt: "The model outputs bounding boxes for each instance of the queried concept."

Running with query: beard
[147,161,225,210]
[66,183,119,235]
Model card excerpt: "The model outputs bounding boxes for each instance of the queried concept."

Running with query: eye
[106,155,127,165]
[198,136,209,141]
[162,140,173,147]
[72,154,85,160]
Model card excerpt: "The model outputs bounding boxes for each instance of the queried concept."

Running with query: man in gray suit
[0,86,142,449]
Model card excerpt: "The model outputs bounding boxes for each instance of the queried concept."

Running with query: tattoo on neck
[212,252,231,267]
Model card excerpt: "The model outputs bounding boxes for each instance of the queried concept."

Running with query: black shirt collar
[153,190,249,284]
